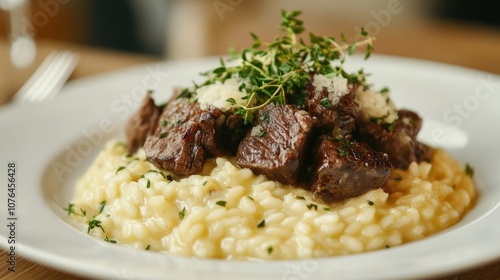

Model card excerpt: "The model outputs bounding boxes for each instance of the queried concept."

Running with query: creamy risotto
[68,140,476,259]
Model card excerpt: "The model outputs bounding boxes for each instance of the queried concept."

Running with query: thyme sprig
[188,10,374,123]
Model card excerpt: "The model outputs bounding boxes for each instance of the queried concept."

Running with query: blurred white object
[12,50,79,103]
[1,0,37,68]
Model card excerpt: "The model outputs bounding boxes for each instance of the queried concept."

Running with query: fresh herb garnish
[216,200,227,207]
[295,195,306,200]
[104,236,117,243]
[63,203,86,217]
[145,245,151,250]
[179,207,186,220]
[267,246,274,254]
[465,163,475,178]
[98,200,107,214]
[257,219,266,228]
[115,166,126,174]
[335,138,351,157]
[87,218,104,234]
[182,10,374,124]
[307,204,318,211]
[144,170,170,180]
[320,98,332,108]
[367,200,374,206]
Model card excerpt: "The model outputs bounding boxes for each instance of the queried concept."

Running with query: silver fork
[12,50,79,103]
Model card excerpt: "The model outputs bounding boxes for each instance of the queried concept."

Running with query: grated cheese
[355,87,398,123]
[196,78,248,111]
[312,74,350,106]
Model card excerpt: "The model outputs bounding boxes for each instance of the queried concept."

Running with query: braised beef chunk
[126,94,162,154]
[236,103,312,185]
[310,136,393,203]
[306,80,359,138]
[144,97,241,175]
[356,109,430,169]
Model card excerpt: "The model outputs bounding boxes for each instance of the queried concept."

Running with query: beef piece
[144,97,241,175]
[306,79,359,138]
[356,109,430,169]
[236,103,313,185]
[126,94,162,154]
[310,136,393,203]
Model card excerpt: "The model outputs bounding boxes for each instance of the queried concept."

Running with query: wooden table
[1,24,500,279]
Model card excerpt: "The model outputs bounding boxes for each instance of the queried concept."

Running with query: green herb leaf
[320,98,332,108]
[267,246,274,254]
[216,201,227,207]
[179,207,186,220]
[465,163,475,178]
[98,200,106,214]
[367,200,374,206]
[176,10,374,124]
[104,236,117,243]
[87,218,104,234]
[307,204,318,211]
[115,166,126,174]
[64,203,75,216]
[257,219,266,228]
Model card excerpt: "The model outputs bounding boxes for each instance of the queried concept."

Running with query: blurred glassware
[0,0,36,68]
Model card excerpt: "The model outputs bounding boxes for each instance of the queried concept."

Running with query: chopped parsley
[178,207,186,220]
[267,246,274,254]
[307,204,318,211]
[257,219,266,228]
[115,166,126,174]
[87,218,104,234]
[260,112,270,123]
[465,163,475,178]
[295,195,306,200]
[320,98,332,108]
[63,203,86,217]
[367,200,374,206]
[104,236,117,243]
[144,170,171,180]
[335,138,351,157]
[98,200,107,214]
[145,245,151,250]
[216,201,227,207]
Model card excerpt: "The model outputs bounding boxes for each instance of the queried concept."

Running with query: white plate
[1,55,499,280]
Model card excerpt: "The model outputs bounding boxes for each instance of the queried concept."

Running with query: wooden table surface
[1,20,500,279]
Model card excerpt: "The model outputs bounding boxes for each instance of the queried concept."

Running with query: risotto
[68,140,476,259]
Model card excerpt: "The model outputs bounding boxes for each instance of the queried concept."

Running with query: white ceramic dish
[0,55,499,280]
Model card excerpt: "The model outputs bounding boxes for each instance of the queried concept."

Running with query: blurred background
[2,0,498,57]
[1,1,500,278]
[1,0,499,103]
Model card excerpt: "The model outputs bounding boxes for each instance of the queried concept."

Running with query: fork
[12,50,79,103]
